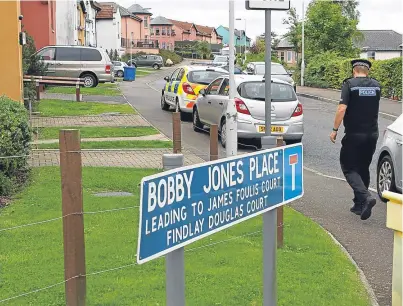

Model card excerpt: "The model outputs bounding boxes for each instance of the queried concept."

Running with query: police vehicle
[160,65,228,120]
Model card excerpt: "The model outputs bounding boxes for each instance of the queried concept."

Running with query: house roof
[150,16,173,26]
[127,3,152,15]
[277,37,293,48]
[169,19,193,32]
[91,1,102,11]
[221,26,250,40]
[355,30,402,51]
[96,2,142,21]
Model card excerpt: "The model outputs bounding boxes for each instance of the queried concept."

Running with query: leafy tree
[305,1,360,61]
[271,31,281,50]
[332,0,360,20]
[283,7,302,58]
[113,49,120,61]
[22,31,47,76]
[195,41,211,59]
[250,39,265,54]
[109,49,114,60]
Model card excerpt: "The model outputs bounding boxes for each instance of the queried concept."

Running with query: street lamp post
[301,0,305,87]
[130,32,134,64]
[236,18,247,64]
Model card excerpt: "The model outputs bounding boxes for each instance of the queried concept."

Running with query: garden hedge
[0,96,31,196]
[305,52,402,99]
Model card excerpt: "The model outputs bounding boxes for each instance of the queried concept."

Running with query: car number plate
[258,126,284,133]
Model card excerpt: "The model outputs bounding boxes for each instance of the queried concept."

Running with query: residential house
[168,19,223,44]
[77,0,86,45]
[127,3,152,39]
[276,37,298,66]
[96,2,158,55]
[356,30,402,60]
[56,0,78,45]
[84,1,101,47]
[20,0,56,50]
[150,16,175,50]
[216,25,251,50]
[0,1,23,101]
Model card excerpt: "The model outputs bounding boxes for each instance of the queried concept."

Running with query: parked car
[218,64,246,74]
[160,65,228,120]
[244,62,296,92]
[35,45,113,87]
[113,61,127,77]
[376,114,403,201]
[127,55,163,69]
[212,55,229,66]
[193,75,303,147]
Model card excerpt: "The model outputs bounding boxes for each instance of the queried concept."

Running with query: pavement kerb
[297,92,398,120]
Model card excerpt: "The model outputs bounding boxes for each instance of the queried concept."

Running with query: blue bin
[123,66,136,81]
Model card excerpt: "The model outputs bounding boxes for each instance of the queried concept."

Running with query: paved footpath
[297,86,402,118]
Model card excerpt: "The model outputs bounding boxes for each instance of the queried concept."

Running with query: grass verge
[38,99,136,116]
[0,167,370,306]
[37,127,159,140]
[46,83,120,96]
[35,140,172,149]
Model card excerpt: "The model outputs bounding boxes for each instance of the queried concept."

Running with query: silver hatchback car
[36,45,114,87]
[193,75,303,147]
[376,114,403,201]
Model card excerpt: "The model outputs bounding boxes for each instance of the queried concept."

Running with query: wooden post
[172,112,181,154]
[76,82,81,102]
[210,124,219,161]
[59,130,86,306]
[36,81,40,101]
[276,137,284,249]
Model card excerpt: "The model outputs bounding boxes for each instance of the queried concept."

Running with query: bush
[0,172,13,197]
[242,52,280,69]
[159,49,183,65]
[0,96,32,196]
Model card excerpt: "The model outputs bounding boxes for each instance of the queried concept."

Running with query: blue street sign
[137,144,303,264]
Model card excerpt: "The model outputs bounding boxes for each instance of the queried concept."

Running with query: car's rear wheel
[193,108,203,132]
[160,93,169,111]
[220,119,226,148]
[117,70,123,78]
[82,73,97,88]
[153,64,160,70]
[377,154,396,202]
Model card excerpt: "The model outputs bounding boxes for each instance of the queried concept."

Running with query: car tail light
[292,103,303,117]
[182,83,195,95]
[105,65,111,74]
[235,98,250,115]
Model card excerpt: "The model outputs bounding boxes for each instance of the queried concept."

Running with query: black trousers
[340,132,379,204]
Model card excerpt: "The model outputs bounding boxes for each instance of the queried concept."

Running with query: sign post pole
[163,154,185,306]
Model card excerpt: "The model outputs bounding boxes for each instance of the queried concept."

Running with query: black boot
[361,197,376,220]
[350,202,363,215]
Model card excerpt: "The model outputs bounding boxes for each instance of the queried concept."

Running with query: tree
[304,1,360,61]
[22,31,47,76]
[113,49,119,61]
[332,0,360,20]
[195,41,211,59]
[283,7,302,57]
[250,39,265,54]
[271,31,281,50]
[108,49,114,60]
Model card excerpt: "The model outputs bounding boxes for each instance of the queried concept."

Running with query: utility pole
[301,0,305,87]
[226,0,237,157]
[130,32,134,64]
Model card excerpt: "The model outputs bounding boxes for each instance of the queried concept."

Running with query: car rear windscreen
[237,81,297,102]
[255,64,289,75]
[187,70,226,85]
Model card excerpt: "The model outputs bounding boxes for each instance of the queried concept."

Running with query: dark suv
[127,55,164,69]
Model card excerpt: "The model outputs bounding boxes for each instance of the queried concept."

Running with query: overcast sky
[104,0,403,41]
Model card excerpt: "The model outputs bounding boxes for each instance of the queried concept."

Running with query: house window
[156,28,160,36]
[167,27,171,36]
[162,42,166,49]
[144,17,148,28]
[150,28,154,35]
[162,27,166,35]
[287,51,293,63]
[367,51,376,60]
[280,52,285,62]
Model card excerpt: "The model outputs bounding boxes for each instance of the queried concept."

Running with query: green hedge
[305,53,402,99]
[159,49,183,65]
[0,96,31,196]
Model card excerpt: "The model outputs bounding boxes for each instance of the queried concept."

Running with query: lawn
[36,140,172,149]
[38,99,136,116]
[0,167,370,305]
[37,127,159,140]
[46,83,120,96]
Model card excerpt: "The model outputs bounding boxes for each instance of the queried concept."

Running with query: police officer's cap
[351,59,372,69]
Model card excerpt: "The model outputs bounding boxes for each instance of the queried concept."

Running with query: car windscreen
[237,81,297,102]
[187,70,226,85]
[213,56,228,62]
[272,64,288,75]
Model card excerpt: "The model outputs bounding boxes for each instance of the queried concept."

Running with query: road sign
[246,0,291,10]
[137,144,303,264]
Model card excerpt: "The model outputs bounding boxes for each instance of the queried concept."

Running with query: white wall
[85,4,97,46]
[360,51,402,60]
[56,0,77,45]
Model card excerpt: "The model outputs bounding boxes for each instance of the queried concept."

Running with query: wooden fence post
[172,112,181,154]
[59,130,86,306]
[210,125,218,161]
[76,82,81,102]
[36,81,40,101]
[276,137,284,249]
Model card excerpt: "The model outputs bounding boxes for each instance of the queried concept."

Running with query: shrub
[0,172,13,197]
[0,96,32,196]
[159,49,183,65]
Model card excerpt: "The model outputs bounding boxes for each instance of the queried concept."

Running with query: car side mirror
[199,89,206,96]
[164,76,170,82]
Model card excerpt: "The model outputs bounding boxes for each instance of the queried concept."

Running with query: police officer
[330,59,381,220]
